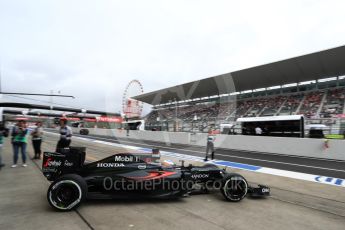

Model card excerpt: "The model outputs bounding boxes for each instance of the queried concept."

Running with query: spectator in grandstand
[11,120,29,168]
[31,122,43,160]
[0,122,9,170]
[56,118,73,152]
[255,126,263,135]
[204,128,216,161]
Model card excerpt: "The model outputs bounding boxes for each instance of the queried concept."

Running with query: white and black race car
[42,147,270,211]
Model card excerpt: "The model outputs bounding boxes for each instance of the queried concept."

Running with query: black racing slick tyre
[47,174,87,211]
[221,173,248,202]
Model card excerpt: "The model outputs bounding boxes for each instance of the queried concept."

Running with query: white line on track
[216,147,345,163]
[214,153,345,173]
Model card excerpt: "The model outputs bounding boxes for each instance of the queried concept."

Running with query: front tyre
[221,173,248,202]
[47,174,87,211]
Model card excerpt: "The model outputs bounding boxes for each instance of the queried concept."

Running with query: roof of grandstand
[134,45,345,105]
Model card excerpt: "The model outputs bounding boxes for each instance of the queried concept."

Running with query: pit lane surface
[49,130,345,179]
[1,133,345,230]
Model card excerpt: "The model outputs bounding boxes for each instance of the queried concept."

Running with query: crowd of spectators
[299,91,325,118]
[261,96,287,116]
[279,94,304,115]
[234,100,255,117]
[320,88,345,118]
[145,87,345,124]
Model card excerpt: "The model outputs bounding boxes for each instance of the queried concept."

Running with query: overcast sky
[1,0,345,114]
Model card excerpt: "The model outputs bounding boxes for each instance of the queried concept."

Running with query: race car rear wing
[42,147,86,180]
[42,147,161,181]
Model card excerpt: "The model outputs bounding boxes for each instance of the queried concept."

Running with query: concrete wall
[72,128,345,161]
[212,135,345,161]
[73,128,191,145]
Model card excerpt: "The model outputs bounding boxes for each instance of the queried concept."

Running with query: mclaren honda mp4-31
[42,147,270,211]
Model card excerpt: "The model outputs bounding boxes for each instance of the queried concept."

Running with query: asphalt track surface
[53,131,345,179]
[2,133,345,230]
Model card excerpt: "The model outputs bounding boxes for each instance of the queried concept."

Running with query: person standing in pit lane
[31,121,43,159]
[0,122,9,170]
[204,128,216,161]
[11,120,29,168]
[56,118,73,152]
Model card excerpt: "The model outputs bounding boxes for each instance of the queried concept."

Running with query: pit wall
[70,128,345,161]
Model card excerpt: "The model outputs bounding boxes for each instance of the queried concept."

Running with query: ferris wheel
[122,80,144,118]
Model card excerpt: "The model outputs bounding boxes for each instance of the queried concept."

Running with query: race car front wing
[247,184,270,197]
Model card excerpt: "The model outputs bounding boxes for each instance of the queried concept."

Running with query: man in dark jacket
[31,121,43,159]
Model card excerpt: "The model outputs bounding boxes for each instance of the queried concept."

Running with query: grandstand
[134,46,345,133]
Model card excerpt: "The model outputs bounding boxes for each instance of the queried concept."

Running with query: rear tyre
[221,173,248,202]
[47,174,87,211]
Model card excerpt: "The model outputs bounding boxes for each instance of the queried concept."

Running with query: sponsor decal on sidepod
[114,155,140,162]
[191,174,209,179]
[97,163,125,168]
